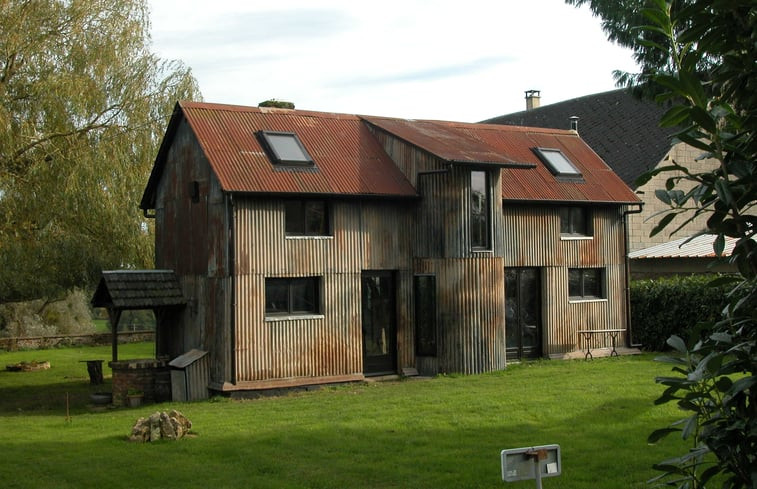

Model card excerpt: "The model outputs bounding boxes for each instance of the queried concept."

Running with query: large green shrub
[630,275,730,351]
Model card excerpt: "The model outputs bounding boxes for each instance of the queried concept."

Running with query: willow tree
[0,0,200,303]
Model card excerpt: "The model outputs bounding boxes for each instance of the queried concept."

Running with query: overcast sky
[148,0,638,123]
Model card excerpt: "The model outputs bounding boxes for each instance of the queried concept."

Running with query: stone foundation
[110,358,171,406]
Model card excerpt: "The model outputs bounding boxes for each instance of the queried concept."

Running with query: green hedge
[630,275,731,351]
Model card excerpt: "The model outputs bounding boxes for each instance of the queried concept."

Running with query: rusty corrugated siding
[502,205,628,355]
[363,116,640,205]
[177,102,418,198]
[232,198,414,384]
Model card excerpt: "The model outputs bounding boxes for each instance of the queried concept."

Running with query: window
[258,131,314,166]
[285,200,329,236]
[533,147,582,179]
[414,275,437,356]
[265,277,320,316]
[471,170,490,250]
[568,268,605,300]
[560,207,591,237]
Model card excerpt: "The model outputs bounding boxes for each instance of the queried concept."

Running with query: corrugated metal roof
[143,102,639,208]
[179,102,418,198]
[629,234,739,259]
[91,270,186,309]
[363,116,640,204]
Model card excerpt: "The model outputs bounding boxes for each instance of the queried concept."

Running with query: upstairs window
[258,131,314,166]
[568,268,605,300]
[560,207,592,237]
[285,200,329,236]
[265,277,321,316]
[471,170,491,250]
[534,147,582,179]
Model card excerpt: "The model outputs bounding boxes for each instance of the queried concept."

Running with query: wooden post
[108,308,122,362]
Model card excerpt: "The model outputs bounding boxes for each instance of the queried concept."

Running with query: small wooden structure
[91,270,186,362]
[169,349,210,402]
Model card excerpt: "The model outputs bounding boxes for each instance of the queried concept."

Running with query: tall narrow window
[471,170,490,250]
[568,268,605,300]
[414,275,437,356]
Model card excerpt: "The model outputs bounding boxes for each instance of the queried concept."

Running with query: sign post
[500,444,561,489]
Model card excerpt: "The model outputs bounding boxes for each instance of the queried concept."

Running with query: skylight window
[258,131,314,166]
[533,148,582,179]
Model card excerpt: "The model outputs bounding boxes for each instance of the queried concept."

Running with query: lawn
[0,344,689,489]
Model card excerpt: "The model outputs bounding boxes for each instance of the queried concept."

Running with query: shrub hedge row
[630,275,732,351]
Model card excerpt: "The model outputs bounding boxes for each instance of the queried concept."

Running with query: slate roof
[91,270,186,309]
[483,89,677,188]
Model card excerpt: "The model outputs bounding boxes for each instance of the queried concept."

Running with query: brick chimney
[525,90,541,111]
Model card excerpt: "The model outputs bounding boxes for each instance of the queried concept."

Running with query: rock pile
[129,410,192,442]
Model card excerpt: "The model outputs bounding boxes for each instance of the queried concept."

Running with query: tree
[0,0,200,304]
[566,1,755,487]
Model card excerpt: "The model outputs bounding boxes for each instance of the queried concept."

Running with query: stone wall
[0,331,154,351]
[627,142,718,252]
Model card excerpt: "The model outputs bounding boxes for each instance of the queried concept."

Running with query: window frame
[533,147,582,180]
[559,206,592,238]
[414,274,437,357]
[284,199,330,237]
[264,277,322,318]
[470,170,492,251]
[568,268,606,301]
[258,130,315,166]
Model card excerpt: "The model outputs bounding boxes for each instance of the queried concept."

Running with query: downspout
[622,203,643,347]
[227,193,236,385]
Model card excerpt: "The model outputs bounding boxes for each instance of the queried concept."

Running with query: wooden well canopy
[91,270,186,361]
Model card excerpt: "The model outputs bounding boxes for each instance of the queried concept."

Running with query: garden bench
[577,329,624,360]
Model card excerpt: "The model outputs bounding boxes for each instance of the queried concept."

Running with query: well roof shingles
[91,270,186,309]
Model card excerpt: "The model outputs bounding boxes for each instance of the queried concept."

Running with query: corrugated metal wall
[502,205,628,355]
[233,199,414,383]
[154,120,232,384]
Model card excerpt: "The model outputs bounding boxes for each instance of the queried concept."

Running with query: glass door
[505,268,542,361]
[361,271,397,375]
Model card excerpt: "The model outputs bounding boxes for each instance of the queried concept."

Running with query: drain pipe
[622,203,644,348]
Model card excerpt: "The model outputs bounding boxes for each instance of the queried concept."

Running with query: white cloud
[149,0,638,122]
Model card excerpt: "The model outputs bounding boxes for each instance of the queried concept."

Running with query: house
[140,101,640,393]
[483,89,733,277]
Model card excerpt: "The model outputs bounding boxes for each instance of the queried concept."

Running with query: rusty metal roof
[142,102,639,208]
[147,102,418,203]
[363,116,641,204]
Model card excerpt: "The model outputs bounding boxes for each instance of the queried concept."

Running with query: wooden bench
[577,329,625,360]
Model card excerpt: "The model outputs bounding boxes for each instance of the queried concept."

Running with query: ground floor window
[568,268,605,300]
[265,277,320,316]
[414,275,437,356]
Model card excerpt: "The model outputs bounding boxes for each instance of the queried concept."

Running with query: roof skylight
[533,147,582,179]
[258,131,314,166]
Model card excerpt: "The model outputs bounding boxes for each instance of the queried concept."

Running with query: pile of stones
[128,409,192,442]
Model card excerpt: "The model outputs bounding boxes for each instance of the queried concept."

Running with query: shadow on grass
[0,377,113,415]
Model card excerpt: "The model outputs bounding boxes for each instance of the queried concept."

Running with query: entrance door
[505,268,542,361]
[361,271,397,375]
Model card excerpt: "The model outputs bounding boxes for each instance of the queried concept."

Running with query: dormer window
[533,147,582,179]
[258,131,314,166]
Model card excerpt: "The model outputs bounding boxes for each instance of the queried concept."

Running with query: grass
[0,344,689,489]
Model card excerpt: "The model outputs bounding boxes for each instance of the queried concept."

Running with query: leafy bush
[630,275,731,351]
[0,289,95,338]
